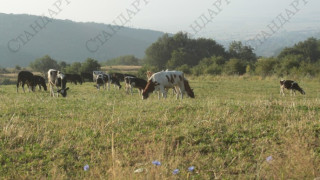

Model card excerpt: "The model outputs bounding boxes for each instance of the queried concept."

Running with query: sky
[1,0,319,38]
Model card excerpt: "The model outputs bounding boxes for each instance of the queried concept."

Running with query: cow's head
[57,87,69,97]
[142,80,156,100]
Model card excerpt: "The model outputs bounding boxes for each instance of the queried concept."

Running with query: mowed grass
[0,76,320,179]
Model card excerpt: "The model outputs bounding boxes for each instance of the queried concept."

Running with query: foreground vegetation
[1,76,320,179]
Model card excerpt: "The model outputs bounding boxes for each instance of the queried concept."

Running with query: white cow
[48,69,69,97]
[142,70,194,100]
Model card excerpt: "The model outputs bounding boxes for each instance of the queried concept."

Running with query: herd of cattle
[15,69,306,99]
[16,69,195,99]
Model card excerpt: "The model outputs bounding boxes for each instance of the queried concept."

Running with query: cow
[112,73,137,82]
[65,74,82,85]
[48,69,69,97]
[146,70,176,96]
[81,72,93,82]
[280,80,305,96]
[33,75,47,91]
[94,73,121,90]
[124,76,147,96]
[142,71,194,100]
[17,71,35,93]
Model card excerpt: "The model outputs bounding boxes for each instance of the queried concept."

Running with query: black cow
[81,72,94,82]
[65,74,82,85]
[280,80,305,96]
[17,71,35,93]
[124,76,147,96]
[33,75,47,91]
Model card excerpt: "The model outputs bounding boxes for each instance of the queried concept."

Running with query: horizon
[1,0,319,38]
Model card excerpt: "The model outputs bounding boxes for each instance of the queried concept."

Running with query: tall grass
[0,76,319,179]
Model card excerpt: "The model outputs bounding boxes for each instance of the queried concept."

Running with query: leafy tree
[65,62,82,74]
[278,37,320,63]
[177,64,191,74]
[224,58,246,75]
[255,58,278,77]
[228,41,257,64]
[103,55,140,66]
[166,48,188,69]
[30,55,60,75]
[276,54,303,76]
[80,58,101,73]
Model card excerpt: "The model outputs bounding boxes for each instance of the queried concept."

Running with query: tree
[80,58,101,73]
[166,48,188,69]
[65,62,82,74]
[30,55,60,75]
[224,58,246,75]
[255,58,278,77]
[228,41,257,64]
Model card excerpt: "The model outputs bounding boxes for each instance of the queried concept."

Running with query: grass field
[1,75,320,179]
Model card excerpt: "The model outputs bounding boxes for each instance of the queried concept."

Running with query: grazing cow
[94,73,122,90]
[65,74,82,85]
[280,80,305,96]
[17,71,35,93]
[33,75,47,91]
[112,73,137,82]
[81,72,93,82]
[142,71,194,100]
[124,76,147,95]
[146,70,176,96]
[48,69,69,97]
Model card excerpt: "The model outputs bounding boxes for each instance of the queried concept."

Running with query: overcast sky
[1,0,319,37]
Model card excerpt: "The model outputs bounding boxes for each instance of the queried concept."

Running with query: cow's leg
[22,81,26,93]
[160,87,167,99]
[280,86,284,96]
[16,81,19,93]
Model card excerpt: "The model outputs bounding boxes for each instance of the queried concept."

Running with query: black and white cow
[142,70,194,100]
[33,75,47,91]
[280,80,305,96]
[124,76,147,96]
[94,72,121,90]
[65,74,82,85]
[48,69,69,97]
[112,73,137,82]
[17,71,35,93]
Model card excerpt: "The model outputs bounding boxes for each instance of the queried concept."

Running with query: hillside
[0,13,165,67]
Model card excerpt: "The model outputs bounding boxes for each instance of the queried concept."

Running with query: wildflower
[266,156,273,162]
[84,164,89,171]
[173,169,179,175]
[188,166,195,172]
[152,160,161,166]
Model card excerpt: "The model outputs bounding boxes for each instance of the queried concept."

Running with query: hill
[0,13,165,67]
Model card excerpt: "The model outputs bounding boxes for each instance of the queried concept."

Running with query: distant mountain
[0,13,165,67]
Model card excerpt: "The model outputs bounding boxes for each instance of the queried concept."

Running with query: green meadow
[0,76,320,179]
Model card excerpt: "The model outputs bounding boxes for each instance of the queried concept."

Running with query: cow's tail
[183,76,195,98]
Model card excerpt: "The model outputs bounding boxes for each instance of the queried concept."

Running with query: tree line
[140,32,320,77]
[24,32,320,78]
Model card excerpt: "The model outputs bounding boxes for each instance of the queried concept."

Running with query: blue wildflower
[173,169,179,175]
[152,160,161,166]
[266,156,273,162]
[84,164,89,171]
[188,166,195,172]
